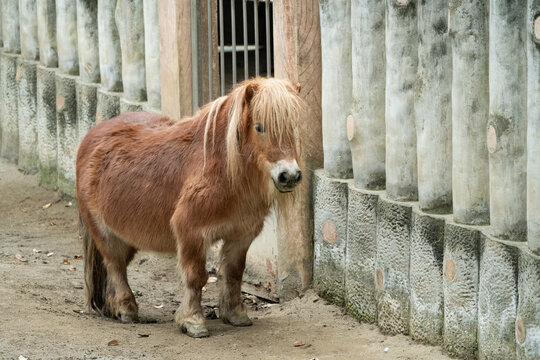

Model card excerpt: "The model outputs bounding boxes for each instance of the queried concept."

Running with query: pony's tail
[80,213,107,315]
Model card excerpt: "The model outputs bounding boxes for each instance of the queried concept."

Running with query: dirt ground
[0,158,451,360]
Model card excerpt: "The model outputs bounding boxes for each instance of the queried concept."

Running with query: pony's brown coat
[76,78,303,335]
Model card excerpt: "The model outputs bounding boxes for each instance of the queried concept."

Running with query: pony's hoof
[221,311,253,327]
[181,323,210,338]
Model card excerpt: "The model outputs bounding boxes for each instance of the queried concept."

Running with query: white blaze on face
[270,159,301,192]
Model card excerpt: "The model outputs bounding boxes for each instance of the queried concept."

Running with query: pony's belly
[126,233,177,253]
[99,217,178,254]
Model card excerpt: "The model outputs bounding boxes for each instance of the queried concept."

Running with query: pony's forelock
[227,79,303,181]
[201,78,303,188]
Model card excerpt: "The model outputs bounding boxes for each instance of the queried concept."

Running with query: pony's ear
[244,83,258,105]
[293,82,302,94]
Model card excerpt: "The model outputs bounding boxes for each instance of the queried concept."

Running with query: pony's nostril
[295,171,302,184]
[278,172,288,185]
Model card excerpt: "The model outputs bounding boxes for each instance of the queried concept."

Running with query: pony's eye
[255,123,264,133]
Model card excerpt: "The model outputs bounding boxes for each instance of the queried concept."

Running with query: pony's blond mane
[200,78,303,187]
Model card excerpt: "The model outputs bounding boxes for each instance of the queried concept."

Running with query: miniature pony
[76,78,303,337]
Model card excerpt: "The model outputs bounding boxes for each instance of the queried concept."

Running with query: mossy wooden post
[36,0,58,189]
[273,0,323,300]
[55,0,78,197]
[488,0,527,241]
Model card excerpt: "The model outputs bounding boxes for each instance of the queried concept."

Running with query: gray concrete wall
[314,169,540,360]
[76,80,98,142]
[409,210,445,345]
[346,185,379,323]
[443,222,480,359]
[348,0,385,190]
[478,236,518,359]
[319,0,352,178]
[97,0,122,92]
[449,0,490,225]
[527,0,540,255]
[37,0,58,68]
[488,0,527,241]
[96,88,120,123]
[517,250,540,359]
[19,0,38,60]
[375,195,412,335]
[313,169,350,305]
[384,0,418,201]
[415,0,451,212]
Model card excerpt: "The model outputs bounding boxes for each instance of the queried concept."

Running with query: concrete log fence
[1,1,539,358]
[313,1,540,359]
[0,0,163,194]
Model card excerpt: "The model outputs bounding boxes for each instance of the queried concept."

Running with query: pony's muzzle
[271,160,302,192]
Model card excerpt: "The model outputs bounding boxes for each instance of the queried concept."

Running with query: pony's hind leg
[99,232,139,322]
[175,235,209,338]
[218,238,254,327]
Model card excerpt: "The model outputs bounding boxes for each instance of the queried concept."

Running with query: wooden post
[526,0,540,254]
[273,0,323,300]
[385,0,418,202]
[158,0,192,119]
[449,0,490,225]
[488,0,527,241]
[318,0,352,178]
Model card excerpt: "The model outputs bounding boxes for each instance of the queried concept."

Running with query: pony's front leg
[175,234,209,338]
[219,238,254,326]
